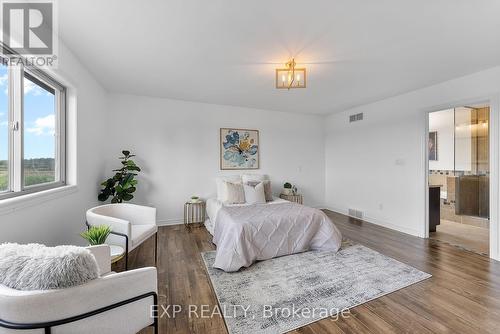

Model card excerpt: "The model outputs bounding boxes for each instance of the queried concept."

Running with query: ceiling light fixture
[275,58,306,89]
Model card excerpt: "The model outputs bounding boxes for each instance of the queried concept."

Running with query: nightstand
[279,193,303,204]
[109,245,125,264]
[184,201,206,228]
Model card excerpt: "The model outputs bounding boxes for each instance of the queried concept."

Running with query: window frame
[0,53,66,200]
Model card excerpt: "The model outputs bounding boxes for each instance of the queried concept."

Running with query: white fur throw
[0,243,99,290]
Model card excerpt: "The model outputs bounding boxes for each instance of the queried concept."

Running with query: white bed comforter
[212,202,342,272]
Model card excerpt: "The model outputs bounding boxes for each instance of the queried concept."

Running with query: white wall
[325,66,500,250]
[429,109,455,171]
[106,94,326,224]
[0,42,108,246]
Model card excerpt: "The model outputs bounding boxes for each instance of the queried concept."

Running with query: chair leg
[109,231,129,271]
[153,292,159,334]
[154,232,158,267]
[124,249,128,271]
[153,315,158,334]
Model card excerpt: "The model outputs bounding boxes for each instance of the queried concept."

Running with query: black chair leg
[154,232,158,267]
[124,249,128,271]
[153,316,158,334]
[108,230,129,271]
[153,292,159,333]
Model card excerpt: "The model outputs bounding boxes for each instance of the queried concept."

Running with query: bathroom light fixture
[275,58,306,89]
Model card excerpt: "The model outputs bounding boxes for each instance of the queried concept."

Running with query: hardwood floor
[132,210,500,334]
[430,219,489,255]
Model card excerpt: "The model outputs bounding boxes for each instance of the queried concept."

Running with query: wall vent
[348,208,364,219]
[349,113,363,123]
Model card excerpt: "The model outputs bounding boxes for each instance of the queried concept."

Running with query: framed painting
[429,131,438,161]
[220,128,260,170]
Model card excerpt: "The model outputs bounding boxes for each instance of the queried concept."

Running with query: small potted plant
[190,196,200,203]
[283,182,293,195]
[80,225,111,245]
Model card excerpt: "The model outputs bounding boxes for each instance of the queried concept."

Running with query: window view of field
[24,158,56,186]
[23,75,57,187]
[0,160,6,191]
[0,66,57,192]
[0,159,55,191]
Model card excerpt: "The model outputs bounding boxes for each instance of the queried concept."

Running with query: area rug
[201,242,431,334]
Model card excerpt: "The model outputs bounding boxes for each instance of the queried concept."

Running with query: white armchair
[0,245,158,334]
[86,204,158,270]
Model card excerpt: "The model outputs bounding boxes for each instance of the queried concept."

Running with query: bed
[205,196,288,235]
[205,197,342,272]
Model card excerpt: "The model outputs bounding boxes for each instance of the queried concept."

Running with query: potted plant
[80,225,111,245]
[190,196,200,203]
[283,182,293,195]
[98,150,141,203]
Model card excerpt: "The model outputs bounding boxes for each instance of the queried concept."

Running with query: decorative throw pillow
[0,243,99,291]
[216,176,241,201]
[223,181,246,204]
[246,180,273,201]
[244,182,266,204]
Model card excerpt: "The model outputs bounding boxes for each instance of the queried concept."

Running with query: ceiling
[59,0,500,115]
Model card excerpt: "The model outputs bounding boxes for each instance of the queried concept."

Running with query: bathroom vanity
[429,185,441,232]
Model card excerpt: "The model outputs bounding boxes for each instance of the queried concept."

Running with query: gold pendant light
[275,58,306,89]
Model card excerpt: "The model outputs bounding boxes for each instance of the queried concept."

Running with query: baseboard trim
[321,206,423,238]
[157,218,184,226]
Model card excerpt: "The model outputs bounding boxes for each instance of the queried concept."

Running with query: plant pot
[282,188,293,195]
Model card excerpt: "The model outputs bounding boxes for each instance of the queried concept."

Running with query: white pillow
[223,181,246,204]
[216,176,241,201]
[244,182,266,204]
[246,180,273,202]
[0,243,99,290]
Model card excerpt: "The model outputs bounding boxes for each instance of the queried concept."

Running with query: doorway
[427,104,490,255]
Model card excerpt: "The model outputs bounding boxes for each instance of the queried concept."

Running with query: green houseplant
[80,225,111,245]
[283,182,293,195]
[98,150,141,203]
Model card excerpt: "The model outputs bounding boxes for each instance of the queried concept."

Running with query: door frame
[422,95,499,260]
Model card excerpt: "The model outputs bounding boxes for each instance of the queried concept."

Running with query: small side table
[109,245,125,264]
[280,193,303,204]
[184,201,206,228]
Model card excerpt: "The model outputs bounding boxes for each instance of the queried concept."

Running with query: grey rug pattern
[202,242,431,334]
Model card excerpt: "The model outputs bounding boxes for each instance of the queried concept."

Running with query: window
[0,55,65,199]
[23,73,57,187]
[0,63,8,192]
